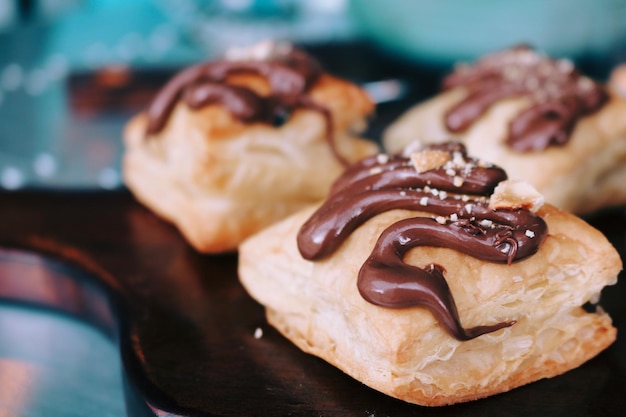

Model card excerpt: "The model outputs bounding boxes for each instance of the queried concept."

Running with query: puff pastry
[383,46,626,215]
[239,142,620,406]
[123,41,377,253]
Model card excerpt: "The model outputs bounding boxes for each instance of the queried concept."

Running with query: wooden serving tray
[0,190,624,417]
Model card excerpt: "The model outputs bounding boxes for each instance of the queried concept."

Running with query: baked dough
[383,48,626,215]
[238,144,620,406]
[123,42,378,253]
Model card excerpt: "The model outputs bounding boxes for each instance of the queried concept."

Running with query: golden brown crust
[383,88,626,215]
[238,203,620,406]
[122,73,378,253]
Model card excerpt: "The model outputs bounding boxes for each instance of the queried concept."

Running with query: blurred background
[0,0,625,190]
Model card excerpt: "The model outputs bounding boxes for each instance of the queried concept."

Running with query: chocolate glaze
[443,46,608,152]
[144,46,349,166]
[297,143,548,340]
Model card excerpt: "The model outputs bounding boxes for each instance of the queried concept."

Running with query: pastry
[383,45,626,215]
[123,41,377,253]
[238,142,620,406]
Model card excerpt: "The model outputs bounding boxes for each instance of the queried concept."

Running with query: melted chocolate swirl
[297,143,548,340]
[443,45,608,152]
[144,45,349,166]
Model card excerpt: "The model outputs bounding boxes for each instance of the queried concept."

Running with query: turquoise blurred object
[349,0,626,66]
[0,304,125,416]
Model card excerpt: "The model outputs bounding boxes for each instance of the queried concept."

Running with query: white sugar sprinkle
[376,154,389,164]
[436,216,446,224]
[479,219,493,228]
[420,196,429,206]
[452,152,465,166]
[525,230,535,238]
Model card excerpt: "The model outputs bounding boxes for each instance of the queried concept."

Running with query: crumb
[410,150,451,173]
[489,180,544,212]
[254,327,263,339]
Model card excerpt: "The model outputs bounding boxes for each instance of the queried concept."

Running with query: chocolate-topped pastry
[442,45,607,151]
[123,41,377,253]
[239,143,620,406]
[384,46,626,214]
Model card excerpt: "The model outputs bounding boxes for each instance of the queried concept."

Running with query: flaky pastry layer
[239,204,620,406]
[123,73,378,253]
[383,89,626,215]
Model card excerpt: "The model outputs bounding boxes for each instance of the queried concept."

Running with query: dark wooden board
[0,190,625,417]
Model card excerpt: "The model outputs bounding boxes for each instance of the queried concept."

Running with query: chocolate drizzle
[144,44,349,166]
[443,46,608,152]
[297,143,548,340]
